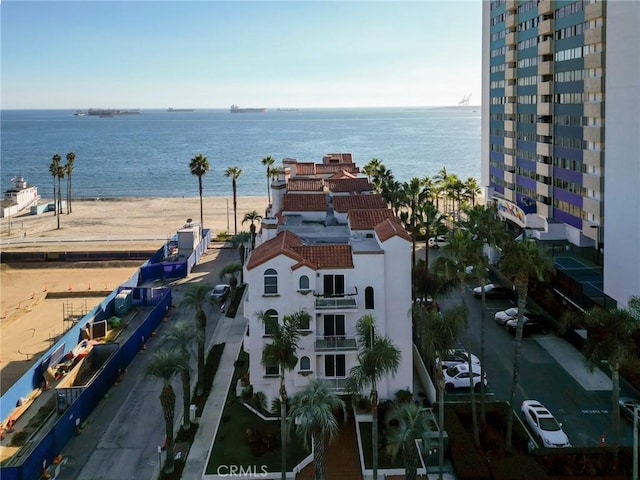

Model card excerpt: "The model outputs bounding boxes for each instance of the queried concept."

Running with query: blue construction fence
[0,228,211,479]
[1,289,172,480]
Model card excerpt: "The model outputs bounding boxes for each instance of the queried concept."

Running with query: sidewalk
[181,313,247,479]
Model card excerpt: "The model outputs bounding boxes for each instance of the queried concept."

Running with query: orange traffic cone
[52,454,63,464]
[41,459,51,479]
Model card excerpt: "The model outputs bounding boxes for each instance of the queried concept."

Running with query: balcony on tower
[315,335,357,351]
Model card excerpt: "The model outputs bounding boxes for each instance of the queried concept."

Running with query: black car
[506,316,549,336]
[472,283,513,299]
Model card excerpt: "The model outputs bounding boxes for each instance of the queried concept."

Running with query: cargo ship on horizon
[230,104,267,113]
[168,108,195,112]
[74,108,141,116]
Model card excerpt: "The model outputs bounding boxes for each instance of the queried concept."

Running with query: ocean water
[1,107,481,199]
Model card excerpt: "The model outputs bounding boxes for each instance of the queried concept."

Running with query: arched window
[365,286,375,310]
[263,309,278,336]
[299,275,310,291]
[264,268,278,295]
[299,356,311,371]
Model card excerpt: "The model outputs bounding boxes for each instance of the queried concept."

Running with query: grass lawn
[206,350,311,475]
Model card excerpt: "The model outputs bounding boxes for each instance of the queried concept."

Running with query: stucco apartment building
[242,154,414,404]
[481,0,640,308]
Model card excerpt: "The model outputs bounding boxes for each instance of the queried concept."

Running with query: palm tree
[434,229,480,448]
[399,177,428,269]
[54,162,65,228]
[162,320,201,431]
[224,166,243,235]
[288,379,346,480]
[219,262,243,301]
[231,232,251,281]
[64,152,76,214]
[49,154,61,218]
[179,283,214,396]
[583,306,638,462]
[242,210,263,249]
[346,314,401,480]
[386,402,435,480]
[500,239,551,450]
[189,153,210,231]
[433,166,449,214]
[411,302,463,480]
[461,204,506,424]
[259,310,309,480]
[463,177,481,207]
[363,157,382,183]
[417,200,445,271]
[261,156,276,205]
[146,349,188,474]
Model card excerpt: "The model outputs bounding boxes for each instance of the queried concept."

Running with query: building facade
[481,0,640,308]
[243,155,414,404]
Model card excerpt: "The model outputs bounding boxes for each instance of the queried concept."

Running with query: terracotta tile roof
[322,153,353,164]
[291,245,354,269]
[348,209,397,230]
[283,193,327,212]
[294,162,316,175]
[374,218,412,242]
[247,230,354,270]
[316,164,359,175]
[287,177,324,192]
[247,230,304,270]
[333,194,387,213]
[327,178,372,193]
[328,170,357,180]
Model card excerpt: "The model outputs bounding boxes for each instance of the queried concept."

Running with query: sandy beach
[0,196,267,392]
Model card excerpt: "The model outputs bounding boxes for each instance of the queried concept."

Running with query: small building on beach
[1,177,40,218]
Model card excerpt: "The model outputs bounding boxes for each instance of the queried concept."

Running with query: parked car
[442,363,487,391]
[521,400,571,448]
[506,316,548,336]
[435,349,481,370]
[619,396,640,422]
[210,284,230,302]
[428,235,448,249]
[472,283,513,299]
[465,265,489,275]
[494,307,519,325]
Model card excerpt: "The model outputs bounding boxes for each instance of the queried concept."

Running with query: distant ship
[74,109,141,116]
[168,108,195,112]
[230,105,267,113]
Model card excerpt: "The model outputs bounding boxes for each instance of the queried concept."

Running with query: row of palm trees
[48,152,76,229]
[189,154,279,238]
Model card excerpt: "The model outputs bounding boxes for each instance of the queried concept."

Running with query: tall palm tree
[231,232,251,280]
[49,154,61,218]
[219,262,243,301]
[583,306,638,463]
[261,156,275,205]
[399,177,428,269]
[224,166,243,235]
[54,162,65,228]
[189,153,210,231]
[463,177,481,207]
[179,283,214,396]
[433,166,449,214]
[434,229,480,447]
[288,379,346,480]
[162,320,201,431]
[242,210,263,250]
[346,314,401,480]
[64,152,76,214]
[461,204,506,424]
[500,239,551,450]
[146,349,188,474]
[259,310,309,480]
[363,157,382,182]
[418,200,445,271]
[411,302,463,480]
[386,402,435,480]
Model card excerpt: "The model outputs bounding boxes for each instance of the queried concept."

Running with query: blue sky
[1,1,482,109]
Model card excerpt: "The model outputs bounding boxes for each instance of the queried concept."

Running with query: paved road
[51,247,235,480]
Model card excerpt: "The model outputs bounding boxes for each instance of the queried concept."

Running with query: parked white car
[521,400,571,448]
[442,363,486,391]
[435,349,481,370]
[494,307,519,325]
[428,235,448,249]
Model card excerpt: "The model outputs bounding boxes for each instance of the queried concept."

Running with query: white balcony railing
[317,377,349,392]
[315,335,357,351]
[314,291,358,310]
